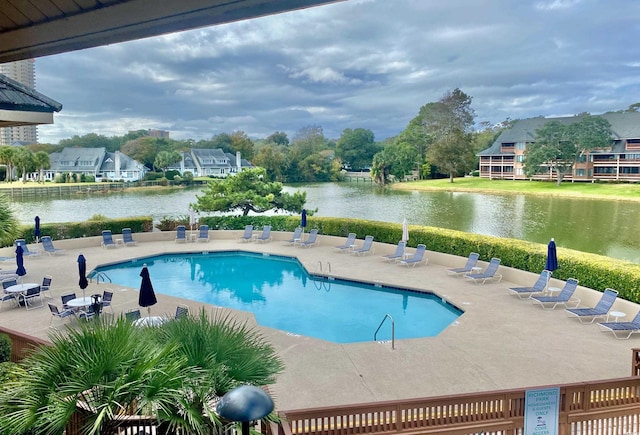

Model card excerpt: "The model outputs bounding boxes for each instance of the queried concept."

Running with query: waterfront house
[477,112,640,182]
[169,149,251,177]
[45,147,147,182]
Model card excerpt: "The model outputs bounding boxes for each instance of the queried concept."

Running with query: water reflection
[6,182,640,262]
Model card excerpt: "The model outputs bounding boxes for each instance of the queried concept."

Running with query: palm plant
[0,193,20,246]
[0,310,284,435]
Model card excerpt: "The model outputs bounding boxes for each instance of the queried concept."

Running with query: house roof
[478,112,640,156]
[0,73,62,128]
[49,147,106,171]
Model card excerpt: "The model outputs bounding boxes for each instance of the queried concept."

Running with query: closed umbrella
[78,254,88,299]
[545,238,558,272]
[189,207,196,231]
[301,209,307,237]
[34,216,40,243]
[15,245,26,276]
[401,218,409,243]
[139,264,157,316]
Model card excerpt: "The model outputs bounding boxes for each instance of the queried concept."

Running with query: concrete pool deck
[0,230,638,412]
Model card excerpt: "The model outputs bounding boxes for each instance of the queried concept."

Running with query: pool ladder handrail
[316,260,331,274]
[93,271,112,284]
[374,314,395,350]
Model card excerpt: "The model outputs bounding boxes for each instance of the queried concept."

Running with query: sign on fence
[524,387,560,435]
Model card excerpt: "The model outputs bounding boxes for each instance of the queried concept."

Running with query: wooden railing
[277,376,640,435]
[0,326,50,362]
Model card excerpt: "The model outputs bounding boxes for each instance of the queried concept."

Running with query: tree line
[2,95,637,184]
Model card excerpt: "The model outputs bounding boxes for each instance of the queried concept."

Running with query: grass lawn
[393,177,640,201]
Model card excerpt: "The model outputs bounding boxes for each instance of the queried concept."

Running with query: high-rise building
[0,59,38,145]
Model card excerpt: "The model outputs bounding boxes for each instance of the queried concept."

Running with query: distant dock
[343,171,373,182]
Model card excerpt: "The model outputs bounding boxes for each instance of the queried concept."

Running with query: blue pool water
[93,251,462,343]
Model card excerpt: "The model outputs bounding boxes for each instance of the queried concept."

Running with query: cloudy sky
[35,0,640,144]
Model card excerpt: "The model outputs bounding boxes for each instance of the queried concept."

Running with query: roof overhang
[0,0,344,64]
[0,109,55,128]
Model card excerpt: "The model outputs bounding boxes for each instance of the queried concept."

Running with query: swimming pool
[93,251,463,343]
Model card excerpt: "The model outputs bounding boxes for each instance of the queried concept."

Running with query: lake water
[6,182,640,262]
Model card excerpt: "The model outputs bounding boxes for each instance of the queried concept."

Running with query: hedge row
[14,217,154,244]
[10,214,640,303]
[201,215,640,304]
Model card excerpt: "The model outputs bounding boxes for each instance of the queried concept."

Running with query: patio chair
[122,228,138,246]
[48,303,75,326]
[175,225,187,243]
[101,230,118,248]
[196,225,210,242]
[61,292,76,310]
[398,244,427,267]
[40,236,65,255]
[351,235,375,256]
[507,270,552,299]
[175,304,190,319]
[285,227,303,245]
[599,311,640,339]
[464,258,501,284]
[382,241,406,263]
[19,286,43,310]
[0,288,17,311]
[2,277,17,290]
[566,288,618,324]
[40,275,53,299]
[531,278,580,310]
[14,239,40,257]
[102,290,114,312]
[335,233,357,252]
[125,308,141,322]
[239,225,254,242]
[254,225,272,243]
[297,229,319,248]
[447,252,480,277]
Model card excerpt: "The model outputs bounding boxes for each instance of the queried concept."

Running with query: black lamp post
[216,385,275,435]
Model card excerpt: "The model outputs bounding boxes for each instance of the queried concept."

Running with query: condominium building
[477,112,640,182]
[0,59,38,145]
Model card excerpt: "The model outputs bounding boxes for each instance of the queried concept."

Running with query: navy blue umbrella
[545,238,558,272]
[301,209,307,228]
[15,245,26,276]
[78,254,89,298]
[139,264,157,315]
[34,216,40,242]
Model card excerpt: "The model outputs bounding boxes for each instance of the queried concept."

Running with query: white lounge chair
[507,270,552,299]
[566,288,618,324]
[41,236,65,255]
[398,244,427,267]
[351,235,374,256]
[531,278,580,310]
[447,252,480,277]
[382,241,406,262]
[464,257,501,284]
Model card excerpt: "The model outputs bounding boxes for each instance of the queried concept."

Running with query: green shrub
[0,334,10,363]
[0,361,25,384]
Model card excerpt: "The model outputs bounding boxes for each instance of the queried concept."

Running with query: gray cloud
[36,0,640,144]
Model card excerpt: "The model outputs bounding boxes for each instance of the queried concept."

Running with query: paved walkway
[0,231,638,412]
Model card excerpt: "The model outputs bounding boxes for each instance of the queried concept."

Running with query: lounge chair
[175,225,187,243]
[599,311,640,339]
[335,233,357,252]
[382,241,406,263]
[351,235,374,256]
[531,278,580,310]
[196,225,210,242]
[566,288,618,324]
[40,236,65,255]
[101,230,118,248]
[297,229,319,248]
[398,244,427,267]
[507,270,552,299]
[122,228,137,246]
[14,239,40,257]
[285,227,303,245]
[464,257,501,284]
[447,252,480,277]
[175,304,190,319]
[254,225,272,243]
[0,288,17,311]
[239,225,254,242]
[48,303,75,326]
